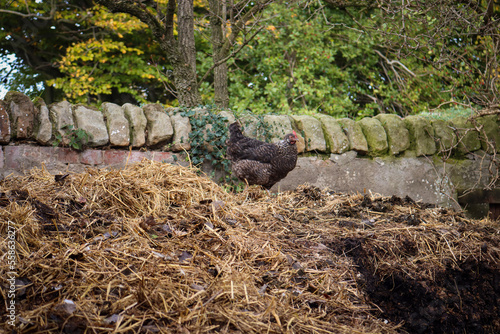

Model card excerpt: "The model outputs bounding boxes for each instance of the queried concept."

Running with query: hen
[227,122,298,189]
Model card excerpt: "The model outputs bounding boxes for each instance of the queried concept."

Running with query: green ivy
[179,106,235,185]
[52,125,91,151]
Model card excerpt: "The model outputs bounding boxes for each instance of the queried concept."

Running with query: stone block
[102,102,130,146]
[431,119,457,154]
[403,116,436,156]
[330,151,358,166]
[49,101,74,146]
[218,110,236,124]
[5,91,35,140]
[252,114,305,153]
[123,103,147,148]
[38,146,56,164]
[290,115,326,152]
[262,114,304,152]
[263,115,295,143]
[73,105,109,147]
[238,112,266,141]
[358,117,388,156]
[316,114,349,154]
[4,145,59,171]
[165,107,180,115]
[143,104,173,147]
[126,151,149,164]
[103,150,147,165]
[0,100,11,144]
[170,114,191,151]
[449,116,481,155]
[218,110,236,146]
[476,115,500,154]
[103,150,129,165]
[33,98,52,145]
[337,118,368,154]
[374,114,410,155]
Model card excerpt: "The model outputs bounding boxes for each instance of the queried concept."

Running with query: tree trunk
[159,26,202,107]
[209,0,229,108]
[170,0,201,107]
[213,61,229,108]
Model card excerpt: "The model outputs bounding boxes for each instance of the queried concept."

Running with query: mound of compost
[0,161,498,333]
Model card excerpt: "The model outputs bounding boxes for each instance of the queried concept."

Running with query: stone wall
[1,91,499,215]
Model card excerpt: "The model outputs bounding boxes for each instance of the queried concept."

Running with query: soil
[278,189,500,333]
[330,237,499,333]
[324,195,500,334]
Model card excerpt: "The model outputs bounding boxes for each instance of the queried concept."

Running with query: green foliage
[364,1,499,114]
[47,4,175,104]
[2,1,498,116]
[228,2,363,117]
[0,1,175,104]
[52,125,91,151]
[48,38,167,104]
[179,106,234,184]
[227,2,388,117]
[226,1,499,118]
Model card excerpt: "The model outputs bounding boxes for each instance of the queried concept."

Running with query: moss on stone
[476,115,500,153]
[290,115,327,152]
[374,114,410,155]
[316,114,349,154]
[358,117,388,156]
[449,116,481,156]
[337,118,368,154]
[404,116,436,156]
[431,119,458,154]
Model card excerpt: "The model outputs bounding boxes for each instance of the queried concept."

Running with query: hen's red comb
[293,130,297,137]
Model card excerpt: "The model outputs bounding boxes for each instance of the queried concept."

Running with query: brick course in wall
[1,145,177,173]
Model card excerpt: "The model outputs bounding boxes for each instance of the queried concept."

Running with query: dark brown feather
[227,122,298,189]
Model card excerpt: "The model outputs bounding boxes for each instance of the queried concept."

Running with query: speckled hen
[227,122,298,189]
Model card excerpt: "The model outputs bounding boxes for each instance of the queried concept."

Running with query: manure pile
[0,160,499,334]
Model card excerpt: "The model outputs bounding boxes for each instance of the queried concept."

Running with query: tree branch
[165,0,177,41]
[374,49,416,77]
[0,0,57,20]
[96,0,165,40]
[200,25,265,84]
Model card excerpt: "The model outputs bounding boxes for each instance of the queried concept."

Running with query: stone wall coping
[1,91,498,159]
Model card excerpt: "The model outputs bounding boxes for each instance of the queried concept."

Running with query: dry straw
[0,160,498,333]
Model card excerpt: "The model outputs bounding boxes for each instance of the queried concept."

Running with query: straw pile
[1,160,499,333]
